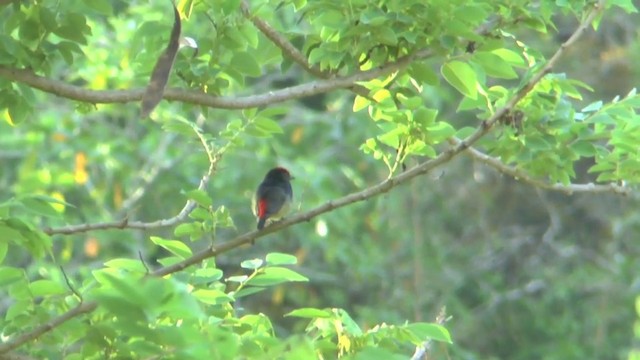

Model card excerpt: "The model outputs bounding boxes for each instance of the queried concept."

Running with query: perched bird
[253,167,294,231]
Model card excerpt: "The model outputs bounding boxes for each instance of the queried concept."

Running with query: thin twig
[59,266,82,303]
[240,1,371,98]
[138,251,150,275]
[0,2,605,354]
[449,137,630,195]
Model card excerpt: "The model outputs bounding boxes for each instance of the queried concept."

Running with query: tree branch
[0,49,427,109]
[449,137,630,195]
[0,302,98,354]
[0,1,605,354]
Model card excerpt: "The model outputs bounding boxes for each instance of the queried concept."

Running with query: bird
[252,167,294,231]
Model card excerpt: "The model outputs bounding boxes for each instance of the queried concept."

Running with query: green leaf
[254,117,283,134]
[227,275,248,283]
[352,346,407,360]
[192,268,224,284]
[376,27,398,45]
[186,189,212,207]
[150,236,192,259]
[353,95,370,112]
[173,222,202,238]
[193,289,234,305]
[233,286,267,299]
[441,61,478,99]
[246,267,308,287]
[19,196,61,218]
[427,122,456,143]
[84,0,114,15]
[581,100,603,113]
[491,49,526,68]
[230,52,261,77]
[0,267,24,287]
[285,307,332,318]
[104,258,149,273]
[409,62,439,86]
[414,108,438,127]
[241,258,264,269]
[0,222,23,245]
[405,322,452,343]
[0,241,6,264]
[266,252,298,266]
[29,280,67,297]
[609,0,638,13]
[571,141,596,157]
[472,52,518,79]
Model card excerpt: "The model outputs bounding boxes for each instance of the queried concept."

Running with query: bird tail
[257,217,266,230]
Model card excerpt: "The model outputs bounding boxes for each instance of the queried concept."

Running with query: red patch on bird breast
[258,199,267,217]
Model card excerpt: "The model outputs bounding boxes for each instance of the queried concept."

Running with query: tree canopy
[1,0,639,359]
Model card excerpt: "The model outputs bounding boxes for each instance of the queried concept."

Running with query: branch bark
[449,137,630,195]
[0,49,427,110]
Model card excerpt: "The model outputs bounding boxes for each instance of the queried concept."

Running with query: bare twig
[0,2,605,354]
[138,250,150,275]
[449,137,630,195]
[59,266,82,302]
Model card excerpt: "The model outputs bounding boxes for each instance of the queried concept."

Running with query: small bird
[253,167,294,231]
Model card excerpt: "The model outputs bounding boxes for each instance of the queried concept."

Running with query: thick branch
[449,137,630,195]
[0,50,426,109]
[0,1,605,354]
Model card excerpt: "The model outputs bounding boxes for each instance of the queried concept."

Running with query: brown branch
[0,302,97,354]
[0,1,604,354]
[449,137,631,195]
[0,49,427,109]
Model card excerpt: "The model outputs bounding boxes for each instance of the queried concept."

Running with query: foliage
[0,0,639,359]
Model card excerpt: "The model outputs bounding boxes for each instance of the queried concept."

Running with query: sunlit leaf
[441,61,478,99]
